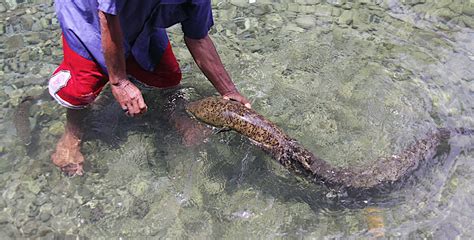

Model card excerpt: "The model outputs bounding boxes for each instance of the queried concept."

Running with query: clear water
[1,0,473,238]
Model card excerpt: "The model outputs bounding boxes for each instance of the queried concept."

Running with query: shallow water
[1,0,473,238]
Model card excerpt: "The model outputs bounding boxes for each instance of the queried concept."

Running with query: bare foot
[181,123,212,147]
[171,112,211,147]
[51,133,84,176]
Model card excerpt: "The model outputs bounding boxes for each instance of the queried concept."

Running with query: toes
[60,163,84,177]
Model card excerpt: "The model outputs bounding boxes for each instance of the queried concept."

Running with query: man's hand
[110,79,147,117]
[184,36,252,109]
[223,91,251,109]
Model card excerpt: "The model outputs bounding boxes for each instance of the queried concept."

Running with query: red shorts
[48,36,182,109]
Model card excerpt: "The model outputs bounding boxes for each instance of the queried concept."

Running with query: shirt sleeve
[97,0,123,15]
[181,0,214,39]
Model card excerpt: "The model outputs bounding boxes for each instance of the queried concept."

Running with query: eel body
[186,96,470,189]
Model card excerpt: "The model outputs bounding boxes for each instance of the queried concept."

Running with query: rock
[230,0,247,8]
[31,21,42,31]
[24,32,41,44]
[33,194,49,206]
[332,7,342,17]
[433,8,456,21]
[0,3,6,12]
[5,35,25,50]
[280,23,306,33]
[48,122,64,136]
[5,0,17,9]
[338,10,353,25]
[314,5,333,17]
[0,212,9,224]
[461,4,474,16]
[39,212,51,222]
[19,52,29,62]
[460,15,474,28]
[327,0,345,7]
[0,197,6,209]
[20,15,34,31]
[40,18,50,30]
[295,15,316,29]
[296,0,320,3]
[436,0,452,8]
[407,0,425,6]
[21,220,38,236]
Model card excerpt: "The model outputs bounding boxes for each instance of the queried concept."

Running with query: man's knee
[48,68,105,109]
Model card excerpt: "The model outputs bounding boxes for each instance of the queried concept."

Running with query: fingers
[223,93,252,109]
[137,94,147,113]
[113,81,147,117]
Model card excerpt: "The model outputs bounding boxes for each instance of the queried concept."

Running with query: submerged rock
[295,15,316,29]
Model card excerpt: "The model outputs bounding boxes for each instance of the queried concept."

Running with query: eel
[186,96,473,190]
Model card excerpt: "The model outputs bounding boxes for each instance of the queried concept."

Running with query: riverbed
[0,0,473,238]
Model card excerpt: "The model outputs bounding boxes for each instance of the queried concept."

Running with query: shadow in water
[199,131,471,212]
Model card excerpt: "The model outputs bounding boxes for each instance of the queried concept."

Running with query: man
[48,0,251,176]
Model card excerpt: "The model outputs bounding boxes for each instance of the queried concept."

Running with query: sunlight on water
[0,0,473,238]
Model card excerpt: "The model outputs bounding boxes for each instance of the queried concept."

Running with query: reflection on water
[1,0,473,238]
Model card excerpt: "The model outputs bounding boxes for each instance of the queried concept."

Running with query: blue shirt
[55,0,214,72]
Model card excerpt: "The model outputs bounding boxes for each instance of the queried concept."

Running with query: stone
[0,3,6,12]
[407,0,426,6]
[433,8,455,21]
[436,0,453,8]
[20,15,34,31]
[230,0,247,8]
[24,32,41,44]
[460,15,474,28]
[338,10,353,25]
[332,7,342,16]
[33,194,49,206]
[39,212,51,222]
[0,197,6,209]
[21,220,38,236]
[5,35,25,50]
[327,0,345,7]
[461,4,474,16]
[40,18,50,30]
[31,21,42,31]
[5,0,17,9]
[19,52,29,62]
[295,15,316,29]
[314,5,333,17]
[48,122,64,136]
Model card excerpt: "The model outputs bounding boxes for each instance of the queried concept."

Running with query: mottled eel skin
[186,96,472,190]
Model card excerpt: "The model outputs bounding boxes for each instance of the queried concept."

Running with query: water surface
[0,0,473,238]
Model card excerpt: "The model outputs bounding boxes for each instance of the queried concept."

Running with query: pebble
[21,220,38,236]
[0,212,10,224]
[0,197,6,209]
[5,35,25,50]
[39,212,51,222]
[33,194,49,206]
[295,15,316,29]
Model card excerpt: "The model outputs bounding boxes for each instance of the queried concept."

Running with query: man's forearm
[184,35,237,95]
[99,11,127,85]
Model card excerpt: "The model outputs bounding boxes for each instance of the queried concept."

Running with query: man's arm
[98,11,147,116]
[185,35,251,108]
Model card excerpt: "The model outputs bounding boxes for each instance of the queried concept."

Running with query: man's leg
[162,88,212,147]
[48,35,108,176]
[51,108,87,176]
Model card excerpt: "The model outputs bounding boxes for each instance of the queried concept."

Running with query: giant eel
[186,96,473,190]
